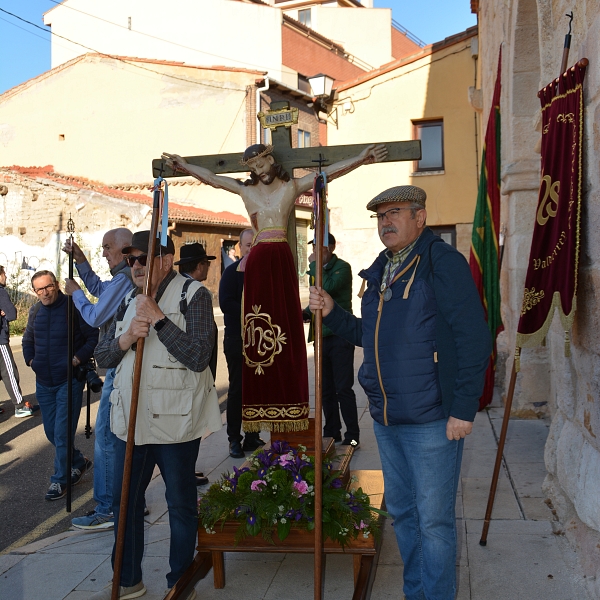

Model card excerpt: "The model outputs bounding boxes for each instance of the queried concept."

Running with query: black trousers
[0,343,23,406]
[224,334,243,443]
[322,335,360,441]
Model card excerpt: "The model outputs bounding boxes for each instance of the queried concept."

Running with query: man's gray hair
[109,228,133,249]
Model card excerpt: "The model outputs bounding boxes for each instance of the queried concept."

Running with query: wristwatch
[153,316,169,331]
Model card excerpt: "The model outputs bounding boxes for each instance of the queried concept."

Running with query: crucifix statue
[157,101,420,434]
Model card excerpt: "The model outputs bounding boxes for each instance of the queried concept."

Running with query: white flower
[278,505,285,513]
[281,518,287,524]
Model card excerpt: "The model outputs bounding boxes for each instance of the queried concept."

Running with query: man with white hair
[63,228,134,530]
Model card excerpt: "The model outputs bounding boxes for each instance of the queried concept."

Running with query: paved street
[0,311,231,555]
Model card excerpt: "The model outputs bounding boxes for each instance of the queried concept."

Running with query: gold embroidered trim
[242,418,310,433]
[516,291,577,352]
[242,305,286,374]
[520,287,545,315]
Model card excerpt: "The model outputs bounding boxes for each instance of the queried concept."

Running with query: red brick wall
[282,25,366,84]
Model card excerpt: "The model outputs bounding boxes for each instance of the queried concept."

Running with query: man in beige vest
[93,231,221,600]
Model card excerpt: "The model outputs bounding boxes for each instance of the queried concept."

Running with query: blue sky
[0,0,477,94]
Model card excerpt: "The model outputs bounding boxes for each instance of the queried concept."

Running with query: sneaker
[45,482,66,501]
[71,457,93,485]
[72,510,114,530]
[15,402,34,418]
[89,581,146,600]
[341,439,360,449]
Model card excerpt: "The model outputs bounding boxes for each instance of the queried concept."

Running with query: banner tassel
[564,331,571,357]
[514,347,521,373]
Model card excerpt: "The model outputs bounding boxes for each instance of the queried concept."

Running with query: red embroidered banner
[515,61,587,369]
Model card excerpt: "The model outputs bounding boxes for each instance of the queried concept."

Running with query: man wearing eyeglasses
[93,231,221,600]
[22,271,99,501]
[309,185,491,600]
[61,228,134,532]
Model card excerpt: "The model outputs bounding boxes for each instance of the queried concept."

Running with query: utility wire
[44,0,299,78]
[0,6,254,92]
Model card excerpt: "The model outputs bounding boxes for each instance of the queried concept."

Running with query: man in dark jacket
[309,185,491,600]
[0,265,31,417]
[304,234,359,446]
[219,228,264,458]
[23,270,99,501]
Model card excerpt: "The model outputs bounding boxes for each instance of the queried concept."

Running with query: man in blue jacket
[309,185,491,600]
[23,270,99,501]
[63,228,134,529]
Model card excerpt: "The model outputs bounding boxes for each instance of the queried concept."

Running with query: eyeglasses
[34,283,56,295]
[126,254,149,267]
[370,207,417,221]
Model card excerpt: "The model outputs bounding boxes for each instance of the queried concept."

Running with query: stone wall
[0,171,151,287]
[477,0,600,595]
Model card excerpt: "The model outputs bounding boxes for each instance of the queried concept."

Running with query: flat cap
[366,185,427,211]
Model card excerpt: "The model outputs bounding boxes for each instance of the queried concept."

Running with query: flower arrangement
[198,441,384,547]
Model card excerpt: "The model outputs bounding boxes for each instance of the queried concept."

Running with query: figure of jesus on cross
[162,142,387,433]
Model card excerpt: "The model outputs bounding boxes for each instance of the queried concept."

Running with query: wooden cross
[152,100,421,262]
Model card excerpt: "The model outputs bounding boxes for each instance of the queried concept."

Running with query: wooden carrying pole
[313,177,325,600]
[111,184,162,600]
[479,362,517,545]
[66,215,75,512]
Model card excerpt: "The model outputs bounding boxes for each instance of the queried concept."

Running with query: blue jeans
[112,437,201,589]
[93,368,117,515]
[374,418,463,600]
[36,379,86,485]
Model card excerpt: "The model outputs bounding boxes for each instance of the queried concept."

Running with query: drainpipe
[256,77,270,144]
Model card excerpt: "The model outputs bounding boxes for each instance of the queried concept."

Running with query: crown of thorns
[240,144,274,165]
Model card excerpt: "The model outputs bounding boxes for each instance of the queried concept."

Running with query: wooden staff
[479,54,589,547]
[559,12,573,76]
[313,167,325,600]
[111,181,163,600]
[66,214,75,512]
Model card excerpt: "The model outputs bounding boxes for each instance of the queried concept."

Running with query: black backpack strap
[179,278,194,316]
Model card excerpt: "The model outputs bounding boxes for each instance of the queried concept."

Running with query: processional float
[112,100,421,600]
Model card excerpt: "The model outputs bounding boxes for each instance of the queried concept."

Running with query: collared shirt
[73,259,134,328]
[382,235,421,289]
[95,270,213,373]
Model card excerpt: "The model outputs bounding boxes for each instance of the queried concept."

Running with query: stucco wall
[44,0,285,82]
[476,0,600,595]
[0,54,255,210]
[323,34,478,297]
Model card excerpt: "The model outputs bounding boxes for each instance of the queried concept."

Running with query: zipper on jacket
[152,365,186,371]
[374,255,420,426]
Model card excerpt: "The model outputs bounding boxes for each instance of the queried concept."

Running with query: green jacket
[304,254,353,341]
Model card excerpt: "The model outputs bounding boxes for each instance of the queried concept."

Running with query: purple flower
[330,478,343,489]
[257,467,267,478]
[293,480,309,495]
[247,513,257,525]
[251,480,267,491]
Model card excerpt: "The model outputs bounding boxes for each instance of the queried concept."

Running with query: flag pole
[559,12,573,76]
[479,360,517,545]
[312,156,326,600]
[111,176,163,600]
[66,214,75,513]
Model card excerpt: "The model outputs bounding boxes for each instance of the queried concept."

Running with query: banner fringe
[565,331,571,357]
[514,347,521,373]
[242,419,309,433]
